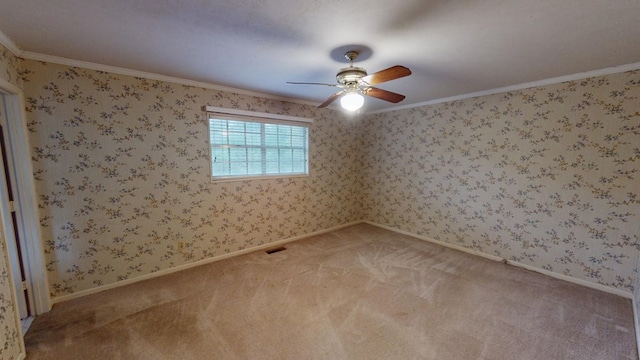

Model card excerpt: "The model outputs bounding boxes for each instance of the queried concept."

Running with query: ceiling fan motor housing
[336,67,367,86]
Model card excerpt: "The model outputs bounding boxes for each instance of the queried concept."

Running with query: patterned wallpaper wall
[0,43,22,88]
[1,35,639,356]
[360,71,640,291]
[6,42,640,305]
[21,60,362,298]
[0,43,24,360]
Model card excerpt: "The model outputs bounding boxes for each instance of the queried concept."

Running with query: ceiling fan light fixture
[340,91,364,111]
[287,49,411,110]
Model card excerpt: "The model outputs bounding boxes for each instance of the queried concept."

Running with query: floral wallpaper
[6,41,640,309]
[0,43,23,89]
[0,33,638,357]
[360,70,640,291]
[21,60,362,298]
[0,43,24,360]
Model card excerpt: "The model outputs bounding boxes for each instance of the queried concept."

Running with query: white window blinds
[206,107,311,181]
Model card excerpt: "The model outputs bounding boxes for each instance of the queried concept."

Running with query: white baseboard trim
[364,221,633,299]
[52,221,362,304]
[509,259,632,299]
[363,221,505,261]
[52,220,634,304]
[20,316,34,335]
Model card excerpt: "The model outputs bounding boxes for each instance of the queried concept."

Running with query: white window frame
[204,106,312,182]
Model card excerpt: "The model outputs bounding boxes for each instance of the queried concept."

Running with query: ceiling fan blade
[318,90,345,108]
[287,81,339,87]
[362,87,406,103]
[360,65,412,85]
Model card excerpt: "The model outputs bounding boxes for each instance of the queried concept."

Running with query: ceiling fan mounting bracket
[344,51,360,62]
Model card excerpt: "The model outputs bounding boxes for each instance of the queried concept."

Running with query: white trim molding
[0,78,52,315]
[633,251,640,360]
[368,61,640,115]
[0,30,23,57]
[20,51,319,108]
[634,296,640,360]
[364,221,633,299]
[52,221,361,304]
[7,40,640,118]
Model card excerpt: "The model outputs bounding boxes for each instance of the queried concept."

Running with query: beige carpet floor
[25,223,637,359]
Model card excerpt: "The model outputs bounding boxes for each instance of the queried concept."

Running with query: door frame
[0,114,30,319]
[0,77,51,315]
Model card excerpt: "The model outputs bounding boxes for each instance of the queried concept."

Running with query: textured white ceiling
[1,0,640,112]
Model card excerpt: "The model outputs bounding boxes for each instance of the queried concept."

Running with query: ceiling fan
[288,51,412,111]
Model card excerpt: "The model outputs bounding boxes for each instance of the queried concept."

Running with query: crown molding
[0,30,23,56]
[20,51,319,108]
[7,32,640,116]
[368,61,640,115]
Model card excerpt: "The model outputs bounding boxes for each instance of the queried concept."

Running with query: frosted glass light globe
[340,92,364,111]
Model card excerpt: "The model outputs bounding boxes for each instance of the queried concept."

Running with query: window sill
[211,173,310,183]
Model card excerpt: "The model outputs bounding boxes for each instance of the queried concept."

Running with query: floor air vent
[265,246,286,255]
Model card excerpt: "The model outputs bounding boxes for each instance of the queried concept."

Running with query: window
[206,107,311,181]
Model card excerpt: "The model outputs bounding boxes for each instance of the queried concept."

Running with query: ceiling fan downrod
[337,51,367,86]
[345,50,359,66]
